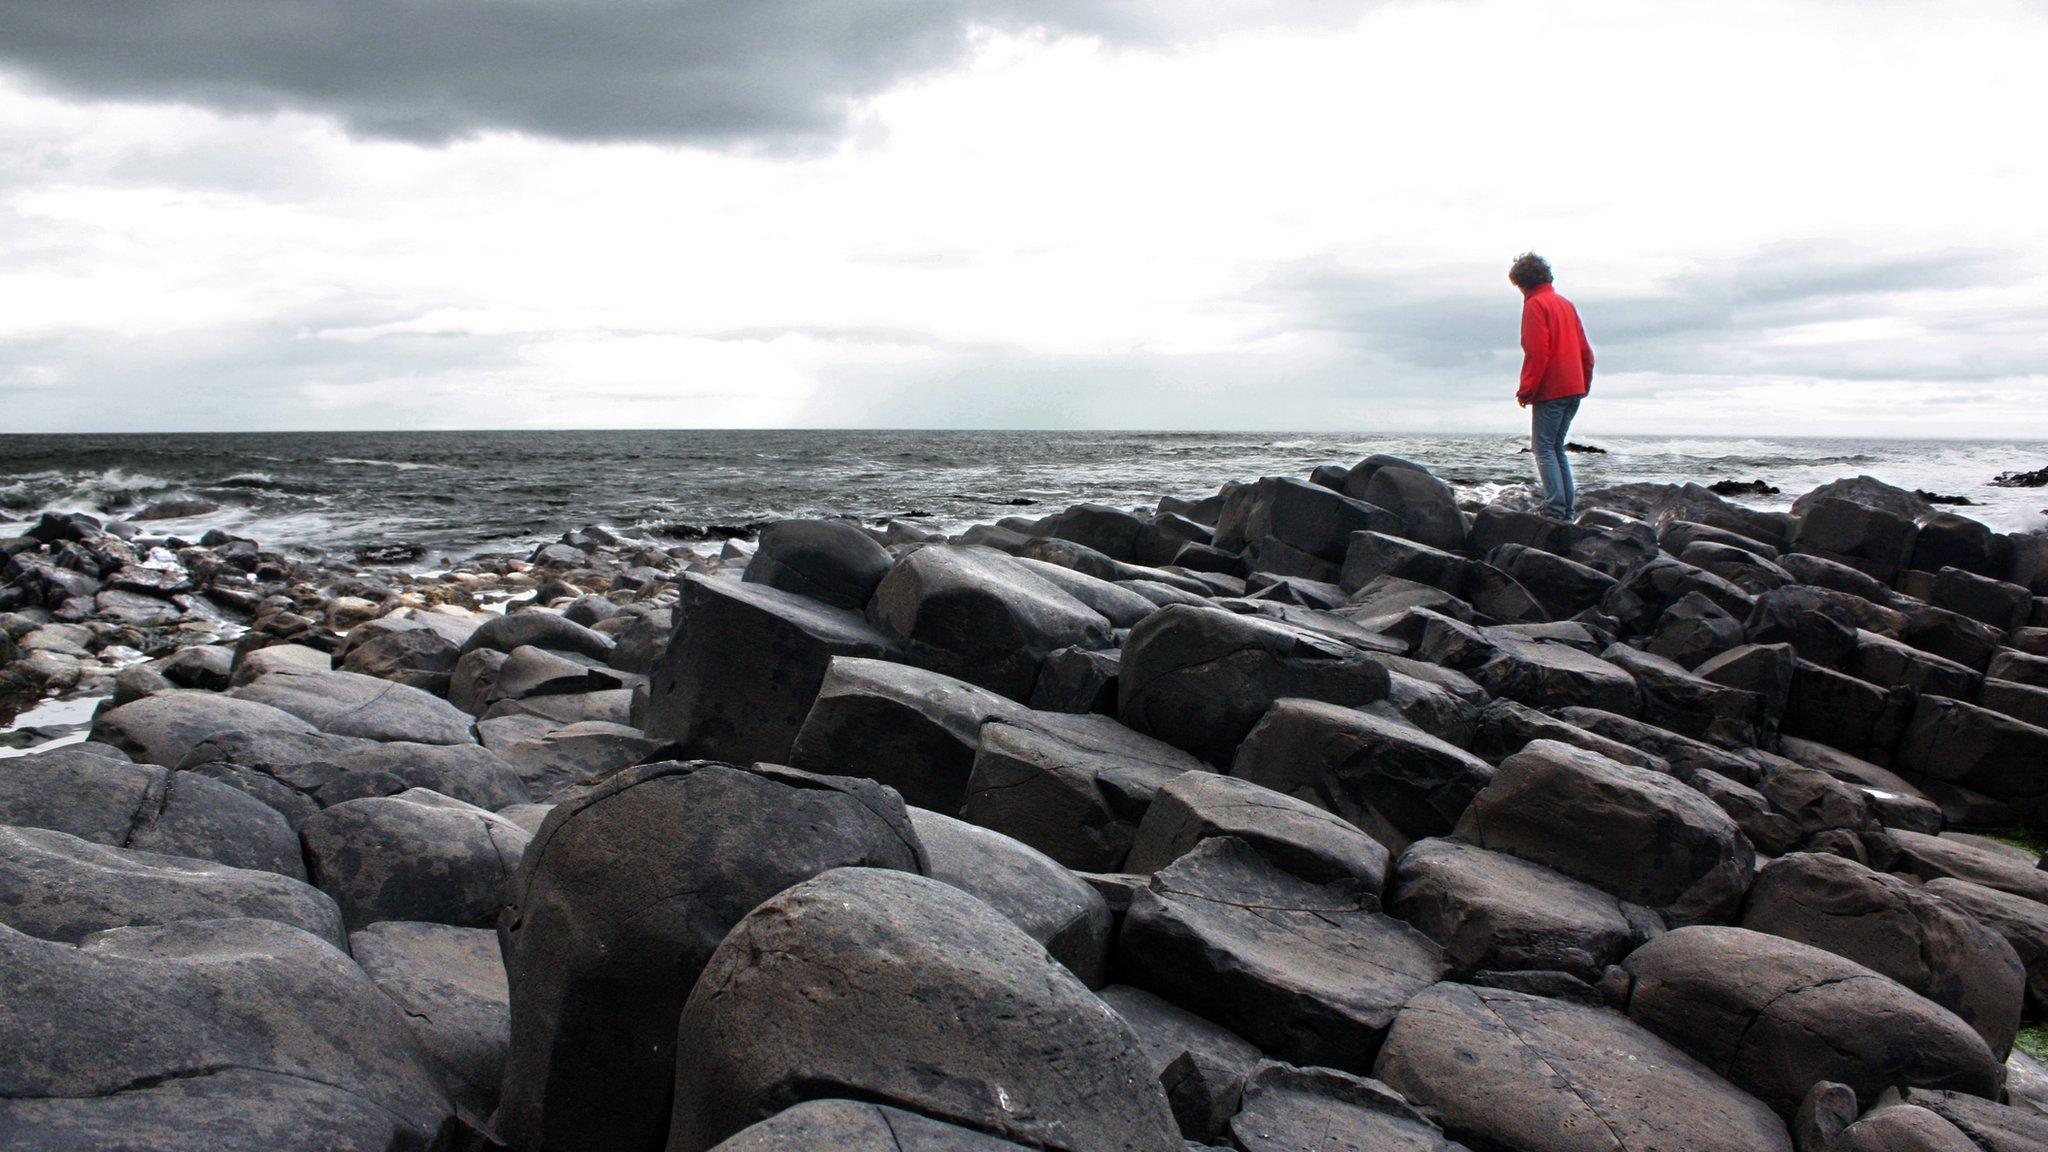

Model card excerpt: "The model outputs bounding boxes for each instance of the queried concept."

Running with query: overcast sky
[1,0,2043,435]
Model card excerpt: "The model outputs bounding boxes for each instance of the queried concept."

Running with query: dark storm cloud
[1259,244,2038,383]
[0,1,1351,146]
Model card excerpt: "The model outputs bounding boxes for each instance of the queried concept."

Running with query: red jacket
[1518,283,1594,403]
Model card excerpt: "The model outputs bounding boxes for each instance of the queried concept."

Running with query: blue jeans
[1530,396,1581,519]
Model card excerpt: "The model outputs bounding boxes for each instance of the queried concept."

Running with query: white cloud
[0,0,2044,432]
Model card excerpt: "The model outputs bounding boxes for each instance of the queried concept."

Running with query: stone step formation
[4,464,2048,1151]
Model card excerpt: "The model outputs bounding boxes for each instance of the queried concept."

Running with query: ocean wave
[323,457,452,472]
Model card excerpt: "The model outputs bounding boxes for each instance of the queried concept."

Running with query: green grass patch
[1983,826,2048,857]
[2019,1025,2048,1064]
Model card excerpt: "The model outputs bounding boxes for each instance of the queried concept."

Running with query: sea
[3,430,2046,564]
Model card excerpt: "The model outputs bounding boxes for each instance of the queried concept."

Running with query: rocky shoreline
[5,456,2048,1150]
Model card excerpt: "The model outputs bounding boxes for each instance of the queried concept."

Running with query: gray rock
[0,917,452,1151]
[1339,531,1467,594]
[908,807,1112,987]
[1115,837,1446,1072]
[461,609,615,661]
[869,544,1113,700]
[177,728,529,827]
[1232,698,1492,851]
[1897,1085,2048,1152]
[668,867,1180,1152]
[1887,829,2048,904]
[1228,1061,1466,1152]
[1097,984,1263,1143]
[1453,739,1755,925]
[89,689,318,767]
[234,667,478,745]
[959,718,1193,871]
[0,825,343,947]
[1923,878,2048,1016]
[495,719,665,800]
[490,643,623,702]
[1623,925,2001,1118]
[742,518,895,610]
[496,761,925,1152]
[350,920,510,1121]
[1487,543,1617,621]
[707,1100,1037,1151]
[0,745,303,878]
[1389,837,1662,981]
[646,573,899,763]
[1374,981,1792,1152]
[792,656,1197,815]
[1119,604,1392,764]
[1600,642,1764,747]
[1468,636,1642,715]
[1741,852,2024,1057]
[1125,769,1388,890]
[1896,695,2048,831]
[300,788,530,932]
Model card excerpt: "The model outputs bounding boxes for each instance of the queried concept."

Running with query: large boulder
[0,745,303,878]
[88,689,317,767]
[742,518,895,610]
[351,920,510,1121]
[1895,695,2048,829]
[1358,465,1467,553]
[299,788,531,932]
[1374,981,1792,1152]
[1124,770,1389,891]
[1740,852,2024,1057]
[0,918,452,1151]
[461,610,615,662]
[1339,531,1466,594]
[0,826,343,947]
[1119,605,1391,764]
[233,667,478,745]
[1600,643,1764,746]
[667,867,1180,1152]
[1623,925,2002,1117]
[495,761,925,1152]
[1468,636,1642,715]
[1097,984,1264,1143]
[1215,476,1401,562]
[339,614,467,694]
[1897,1085,2048,1152]
[1795,494,1920,586]
[1390,837,1663,982]
[907,807,1112,987]
[1552,705,1760,785]
[1488,543,1617,620]
[646,573,898,763]
[958,718,1195,872]
[1115,837,1447,1072]
[1780,660,1911,759]
[1226,1061,1465,1152]
[495,719,667,801]
[706,1100,1037,1151]
[176,728,528,827]
[1923,878,2048,1015]
[1453,740,1756,925]
[869,545,1112,700]
[1231,698,1492,850]
[791,657,1197,815]
[486,644,624,704]
[1886,830,2048,905]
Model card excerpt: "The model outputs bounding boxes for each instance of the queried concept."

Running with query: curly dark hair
[1508,252,1554,290]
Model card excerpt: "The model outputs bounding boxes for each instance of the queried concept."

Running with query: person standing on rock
[1511,252,1594,520]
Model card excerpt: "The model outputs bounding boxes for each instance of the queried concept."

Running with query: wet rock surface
[5,465,2047,1150]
